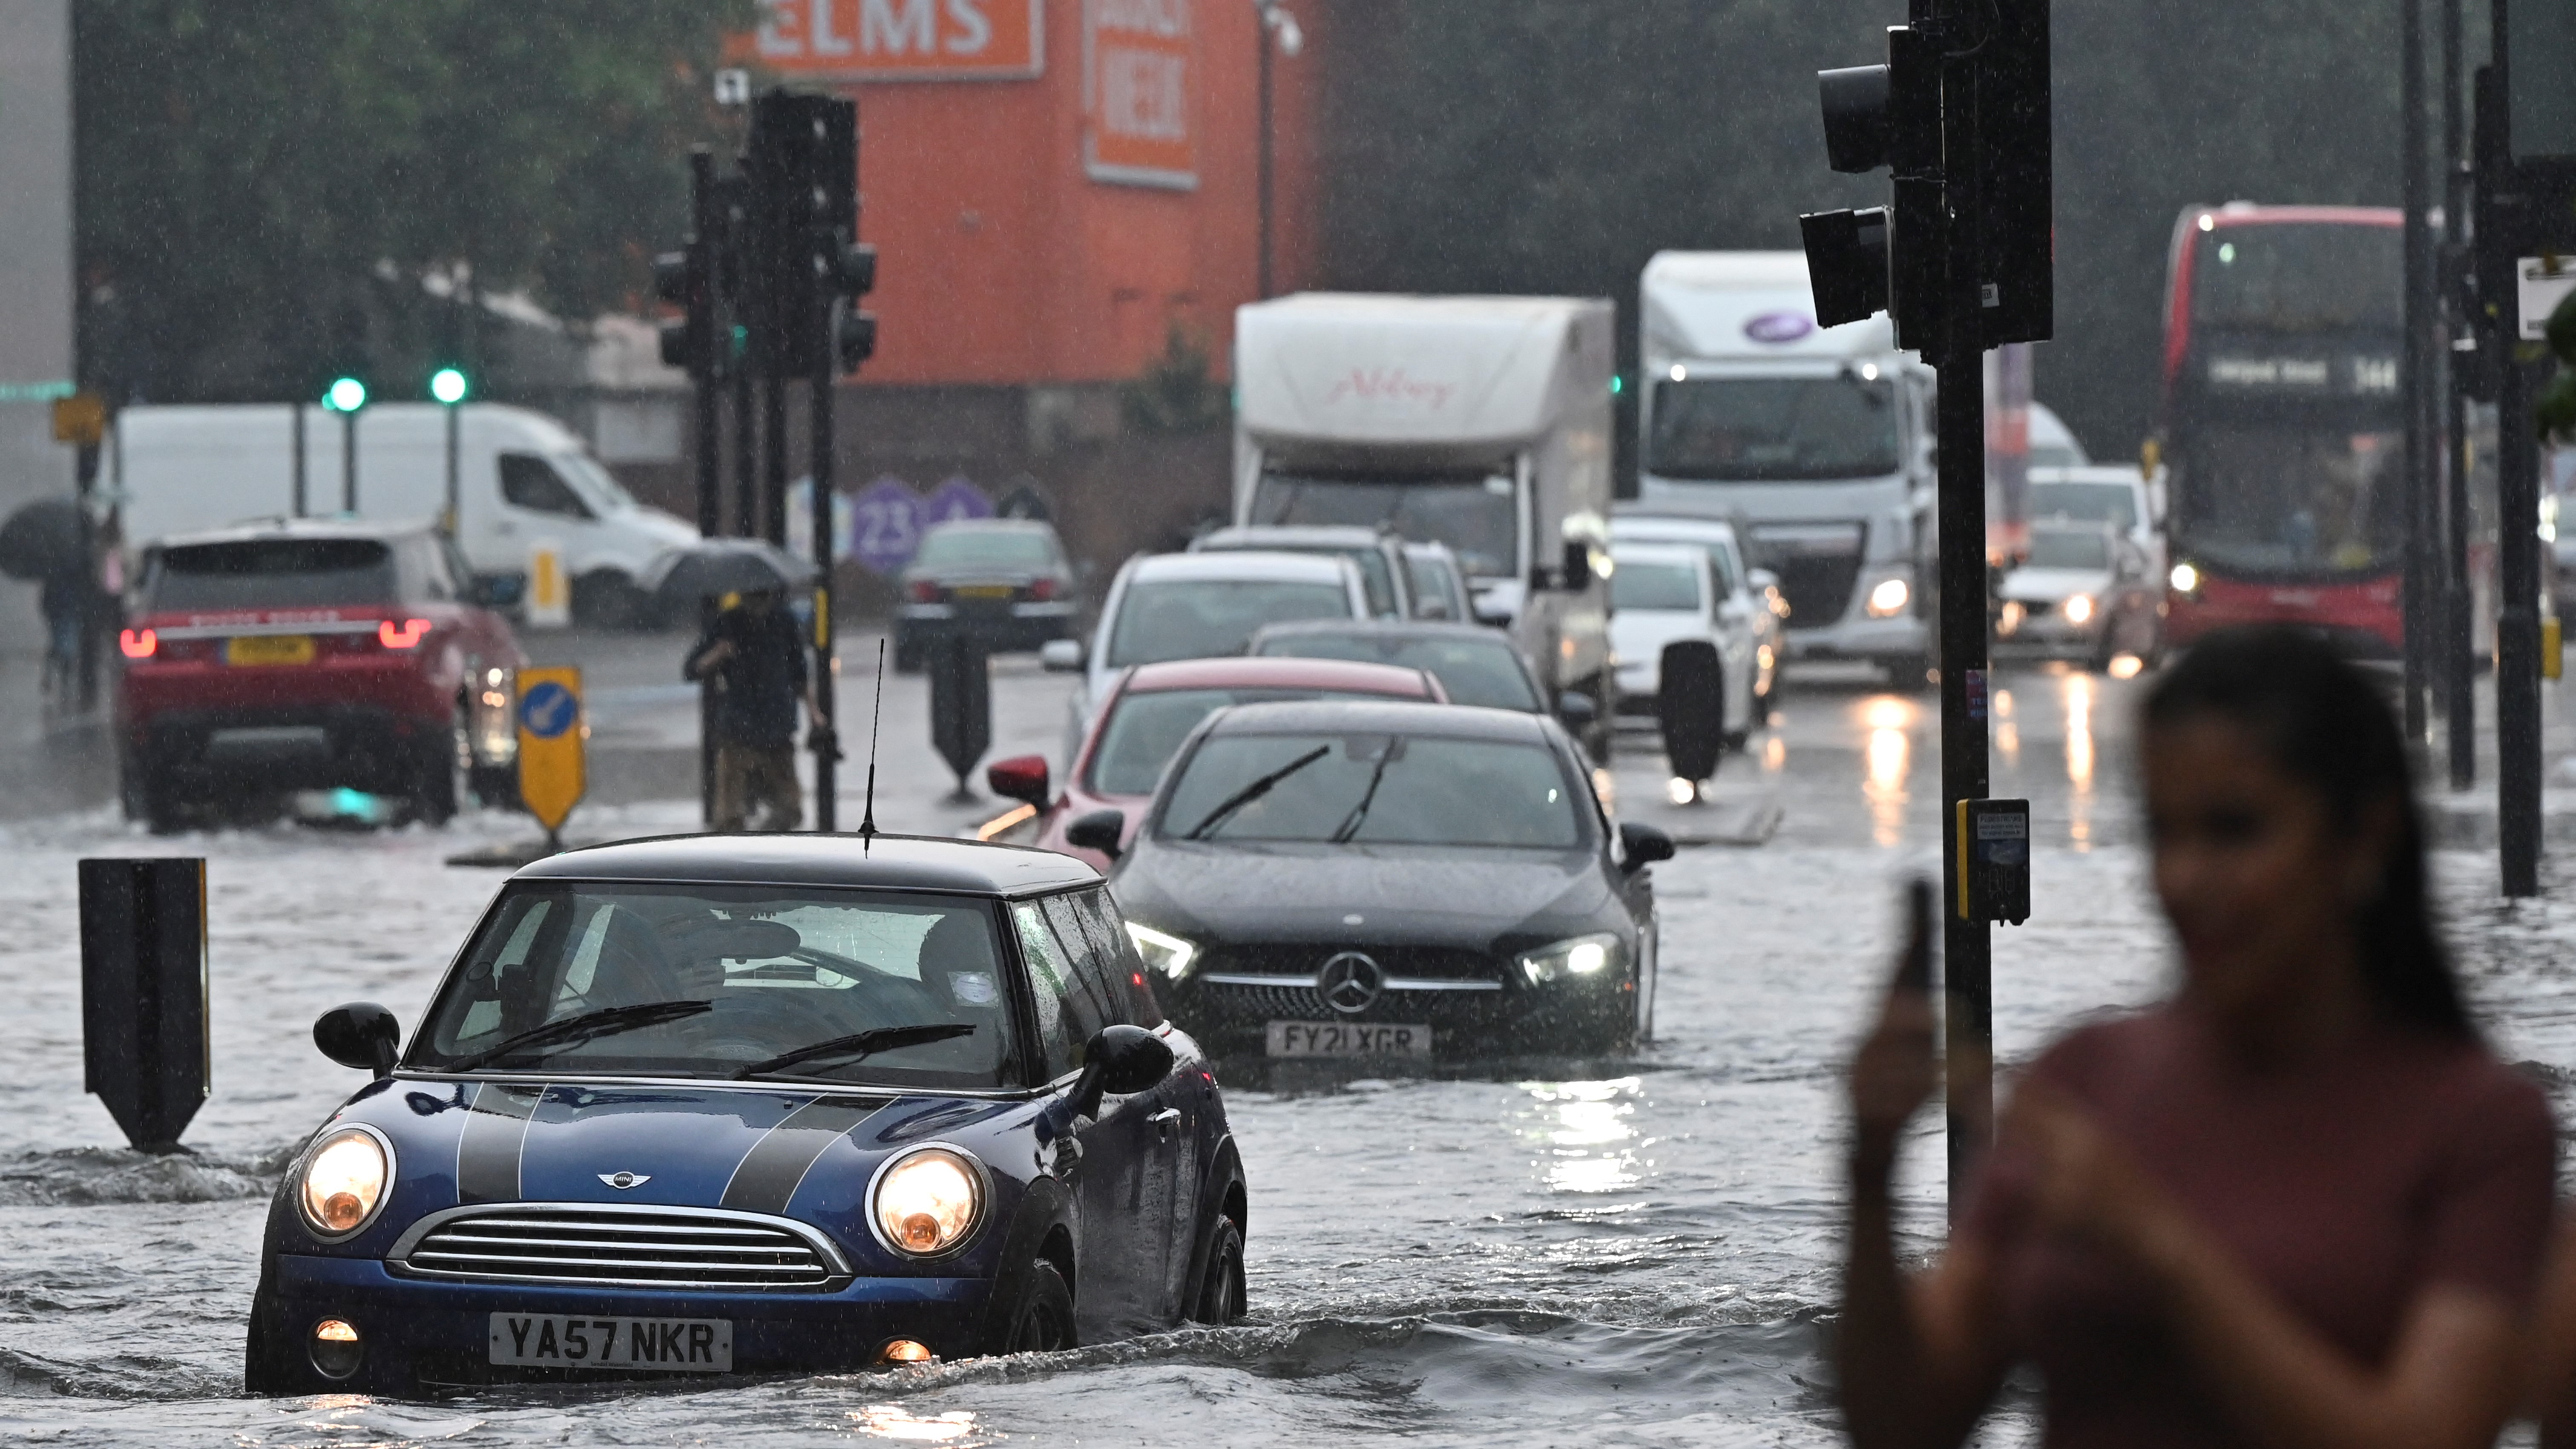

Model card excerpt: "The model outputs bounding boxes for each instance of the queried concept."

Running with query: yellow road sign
[515,667,586,838]
[52,392,105,447]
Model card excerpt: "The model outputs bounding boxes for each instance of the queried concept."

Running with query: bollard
[78,858,210,1153]
[929,638,993,802]
[1657,640,1727,789]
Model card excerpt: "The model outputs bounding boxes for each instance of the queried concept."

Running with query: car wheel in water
[413,717,463,825]
[1190,1216,1248,1325]
[242,1285,298,1395]
[1003,1259,1078,1353]
[569,570,651,630]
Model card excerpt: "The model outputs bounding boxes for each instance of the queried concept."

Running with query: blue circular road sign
[519,681,579,739]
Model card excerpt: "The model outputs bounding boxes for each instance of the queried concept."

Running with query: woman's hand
[2009,1084,2187,1269]
[1849,977,1938,1182]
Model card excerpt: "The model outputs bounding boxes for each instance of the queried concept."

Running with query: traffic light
[653,246,710,375]
[429,368,469,405]
[324,377,367,412]
[829,241,878,373]
[750,92,858,376]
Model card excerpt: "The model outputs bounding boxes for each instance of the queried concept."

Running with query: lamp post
[1254,1,1304,300]
[323,377,367,514]
[430,368,469,540]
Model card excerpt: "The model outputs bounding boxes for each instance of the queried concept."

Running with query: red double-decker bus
[2157,204,2406,655]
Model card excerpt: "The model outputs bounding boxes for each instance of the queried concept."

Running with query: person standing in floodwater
[1839,626,2557,1449]
[685,586,823,832]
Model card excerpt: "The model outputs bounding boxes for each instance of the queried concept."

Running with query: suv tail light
[378,618,431,650]
[118,628,158,660]
[1029,577,1058,602]
[907,580,940,604]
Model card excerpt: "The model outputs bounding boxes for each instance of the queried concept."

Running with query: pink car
[984,656,1447,869]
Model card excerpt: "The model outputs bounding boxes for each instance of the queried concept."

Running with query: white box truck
[107,402,697,625]
[1637,252,1934,680]
[1233,293,1618,750]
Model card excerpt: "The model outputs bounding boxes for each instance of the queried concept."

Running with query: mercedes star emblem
[1316,951,1384,1015]
[598,1171,651,1190]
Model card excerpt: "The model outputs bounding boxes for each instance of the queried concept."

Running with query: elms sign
[750,0,1044,80]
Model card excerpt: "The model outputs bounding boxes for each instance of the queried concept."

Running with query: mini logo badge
[1744,310,1815,345]
[598,1171,651,1190]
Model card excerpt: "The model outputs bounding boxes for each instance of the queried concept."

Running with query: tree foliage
[1316,0,2415,458]
[75,0,752,403]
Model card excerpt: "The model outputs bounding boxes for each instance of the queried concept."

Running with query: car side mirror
[1618,822,1676,873]
[1040,638,1087,673]
[314,1002,400,1078]
[470,574,526,609]
[1556,691,1598,728]
[1067,1024,1174,1121]
[1065,808,1126,860]
[1561,539,1594,592]
[986,754,1051,807]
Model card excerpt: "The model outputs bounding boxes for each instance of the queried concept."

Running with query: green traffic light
[429,368,469,405]
[324,377,367,412]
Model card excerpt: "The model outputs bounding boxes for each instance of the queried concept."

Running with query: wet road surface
[0,652,2571,1445]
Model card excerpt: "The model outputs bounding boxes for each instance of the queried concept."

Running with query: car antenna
[859,638,885,848]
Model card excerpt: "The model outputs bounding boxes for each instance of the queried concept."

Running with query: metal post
[290,403,307,518]
[1257,5,1276,300]
[339,408,358,515]
[763,374,788,548]
[2446,0,2477,790]
[1936,17,1994,1209]
[811,261,841,834]
[2403,0,2434,742]
[2501,351,2544,894]
[732,160,759,542]
[442,400,461,539]
[692,150,723,828]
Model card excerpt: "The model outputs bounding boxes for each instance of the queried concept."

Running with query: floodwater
[1,665,2571,1446]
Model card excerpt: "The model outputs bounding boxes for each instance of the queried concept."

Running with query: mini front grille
[395,1206,845,1291]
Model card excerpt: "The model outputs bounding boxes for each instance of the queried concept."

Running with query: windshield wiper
[1183,744,1331,840]
[734,1023,978,1080]
[444,1000,714,1074]
[1328,744,1401,843]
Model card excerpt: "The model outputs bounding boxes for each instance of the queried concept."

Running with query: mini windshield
[1649,376,1902,481]
[1090,684,1423,794]
[915,527,1059,572]
[1611,560,1702,612]
[412,884,1019,1088]
[2030,481,2138,530]
[149,539,397,611]
[1248,473,1518,580]
[1105,579,1354,667]
[1254,632,1541,711]
[1162,731,1584,848]
[2024,533,2112,571]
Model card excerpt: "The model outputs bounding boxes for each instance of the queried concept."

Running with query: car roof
[1610,540,1711,568]
[152,517,434,550]
[1125,549,1356,584]
[1610,512,1740,544]
[512,832,1102,896]
[1250,618,1519,648]
[1194,525,1389,550]
[1202,698,1556,744]
[1122,656,1443,696]
[920,518,1058,537]
[2028,466,2148,490]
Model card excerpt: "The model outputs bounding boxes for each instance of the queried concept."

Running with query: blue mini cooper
[246,834,1248,1394]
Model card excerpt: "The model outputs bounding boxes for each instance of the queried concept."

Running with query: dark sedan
[1081,701,1672,1061]
[1244,618,1601,731]
[894,520,1079,671]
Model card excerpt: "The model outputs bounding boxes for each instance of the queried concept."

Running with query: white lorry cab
[1233,293,1618,751]
[1637,252,1933,680]
[109,402,697,626]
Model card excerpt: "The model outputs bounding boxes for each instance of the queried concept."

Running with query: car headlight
[2063,593,2096,626]
[2169,562,2200,594]
[870,1146,985,1258]
[1516,932,1627,985]
[1125,922,1199,980]
[299,1126,393,1239]
[1866,577,1911,618]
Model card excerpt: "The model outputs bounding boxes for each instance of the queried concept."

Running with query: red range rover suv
[118,520,527,831]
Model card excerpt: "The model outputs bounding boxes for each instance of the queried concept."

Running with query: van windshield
[1248,473,1518,580]
[149,539,397,611]
[1649,376,1902,481]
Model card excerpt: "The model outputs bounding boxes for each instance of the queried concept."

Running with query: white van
[109,402,697,624]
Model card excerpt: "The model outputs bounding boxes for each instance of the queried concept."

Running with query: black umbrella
[641,538,819,603]
[0,498,86,583]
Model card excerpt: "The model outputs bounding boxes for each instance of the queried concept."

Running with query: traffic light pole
[2402,0,2435,745]
[2476,60,2544,897]
[1932,22,1995,1209]
[811,279,840,834]
[2444,0,2476,792]
[689,149,723,828]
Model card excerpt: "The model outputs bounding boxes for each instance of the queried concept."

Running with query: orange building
[739,0,1325,388]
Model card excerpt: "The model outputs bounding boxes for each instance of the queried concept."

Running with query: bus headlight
[2169,563,2201,595]
[1125,922,1199,980]
[1865,578,1912,618]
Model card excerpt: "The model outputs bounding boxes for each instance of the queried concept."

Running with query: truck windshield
[1248,473,1518,580]
[1649,376,1901,481]
[149,539,397,611]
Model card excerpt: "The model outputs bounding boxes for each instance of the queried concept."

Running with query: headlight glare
[1517,932,1626,985]
[2063,594,2096,626]
[1125,922,1199,980]
[1866,577,1911,618]
[871,1147,984,1258]
[2169,562,2200,594]
[299,1127,391,1239]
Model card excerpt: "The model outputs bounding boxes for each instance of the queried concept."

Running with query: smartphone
[1895,877,1933,993]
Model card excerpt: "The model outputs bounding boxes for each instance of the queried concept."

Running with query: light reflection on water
[2064,672,2097,850]
[1523,1078,1642,1196]
[1858,695,1917,848]
[852,1405,986,1443]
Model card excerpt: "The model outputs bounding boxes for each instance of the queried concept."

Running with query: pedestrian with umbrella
[0,497,95,706]
[665,541,830,831]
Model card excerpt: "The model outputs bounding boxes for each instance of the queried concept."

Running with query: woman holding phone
[1840,627,2556,1449]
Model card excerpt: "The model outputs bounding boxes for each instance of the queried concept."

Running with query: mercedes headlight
[1865,577,1911,618]
[299,1126,393,1239]
[1125,922,1199,980]
[870,1146,985,1258]
[1516,932,1626,985]
[2063,593,2096,626]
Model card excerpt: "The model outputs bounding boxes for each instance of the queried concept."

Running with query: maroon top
[1961,1003,2557,1449]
